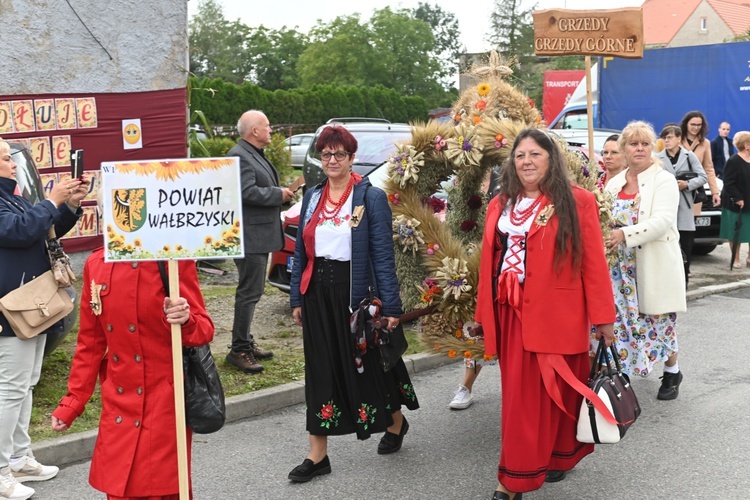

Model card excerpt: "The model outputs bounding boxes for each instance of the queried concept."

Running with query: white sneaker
[0,468,34,500]
[448,384,474,410]
[9,452,58,483]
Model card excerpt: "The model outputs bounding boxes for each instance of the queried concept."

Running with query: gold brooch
[535,204,555,226]
[350,205,365,227]
[90,280,103,316]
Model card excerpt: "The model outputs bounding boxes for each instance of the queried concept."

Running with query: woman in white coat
[656,124,707,285]
[600,121,687,400]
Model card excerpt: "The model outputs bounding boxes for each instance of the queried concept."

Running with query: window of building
[700,17,707,31]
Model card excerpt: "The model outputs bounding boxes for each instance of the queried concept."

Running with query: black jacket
[0,177,80,336]
[720,154,750,213]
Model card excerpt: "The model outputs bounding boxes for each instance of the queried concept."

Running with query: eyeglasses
[320,151,350,162]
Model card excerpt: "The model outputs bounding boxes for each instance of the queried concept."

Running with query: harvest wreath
[383,52,613,361]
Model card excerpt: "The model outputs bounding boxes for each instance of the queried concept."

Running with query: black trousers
[231,253,268,352]
[679,229,695,285]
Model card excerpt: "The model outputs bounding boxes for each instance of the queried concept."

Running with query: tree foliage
[413,2,462,89]
[189,77,429,129]
[189,0,461,106]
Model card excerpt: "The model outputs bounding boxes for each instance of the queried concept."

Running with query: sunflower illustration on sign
[112,188,147,232]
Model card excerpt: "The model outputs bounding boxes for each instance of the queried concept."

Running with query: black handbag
[683,151,708,204]
[576,338,641,444]
[351,287,407,372]
[158,262,226,434]
[182,344,226,434]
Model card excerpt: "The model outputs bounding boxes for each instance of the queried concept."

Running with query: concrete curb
[33,352,459,467]
[34,279,750,468]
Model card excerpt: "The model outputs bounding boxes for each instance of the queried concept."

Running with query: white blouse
[314,191,353,261]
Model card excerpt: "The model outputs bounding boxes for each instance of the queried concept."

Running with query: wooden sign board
[100,157,243,262]
[533,8,644,59]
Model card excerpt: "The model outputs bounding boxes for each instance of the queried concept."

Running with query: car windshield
[311,130,412,166]
[10,145,45,204]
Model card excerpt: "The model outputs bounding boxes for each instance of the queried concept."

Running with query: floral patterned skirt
[301,263,418,439]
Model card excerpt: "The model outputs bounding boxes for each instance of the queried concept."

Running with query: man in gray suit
[227,110,294,373]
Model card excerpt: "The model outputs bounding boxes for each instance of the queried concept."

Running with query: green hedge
[190,77,430,129]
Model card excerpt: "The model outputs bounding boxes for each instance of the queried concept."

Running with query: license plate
[695,217,711,227]
[286,256,294,273]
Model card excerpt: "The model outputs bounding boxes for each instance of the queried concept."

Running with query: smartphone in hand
[70,149,84,179]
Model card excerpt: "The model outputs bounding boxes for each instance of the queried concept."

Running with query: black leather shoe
[226,350,264,373]
[545,470,567,483]
[377,417,409,454]
[492,491,522,499]
[250,342,274,360]
[288,455,331,482]
[657,370,683,400]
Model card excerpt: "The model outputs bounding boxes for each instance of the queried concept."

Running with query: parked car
[7,141,78,355]
[302,118,412,189]
[284,133,314,169]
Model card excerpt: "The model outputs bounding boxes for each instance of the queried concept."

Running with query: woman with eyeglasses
[599,134,626,187]
[680,111,720,209]
[287,125,418,483]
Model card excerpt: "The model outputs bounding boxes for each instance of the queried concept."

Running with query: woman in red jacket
[50,251,214,500]
[475,128,615,500]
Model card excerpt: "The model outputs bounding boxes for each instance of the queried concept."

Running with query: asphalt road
[30,285,750,499]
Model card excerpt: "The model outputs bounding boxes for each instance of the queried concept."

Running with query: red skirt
[495,275,594,493]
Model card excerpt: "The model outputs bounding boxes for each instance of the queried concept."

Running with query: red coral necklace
[510,196,543,226]
[321,176,354,220]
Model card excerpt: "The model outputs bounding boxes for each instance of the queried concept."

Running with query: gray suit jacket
[228,139,285,254]
[657,147,707,231]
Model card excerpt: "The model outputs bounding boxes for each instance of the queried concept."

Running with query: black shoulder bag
[350,184,407,372]
[158,261,226,434]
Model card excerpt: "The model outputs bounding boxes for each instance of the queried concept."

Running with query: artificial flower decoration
[426,196,446,213]
[388,144,425,188]
[460,220,478,232]
[535,204,555,226]
[388,192,400,205]
[416,278,442,305]
[445,123,483,168]
[433,135,447,151]
[494,133,508,149]
[472,116,482,125]
[475,99,487,111]
[467,195,482,210]
[477,83,491,96]
[392,215,426,256]
[435,256,472,300]
[447,350,457,358]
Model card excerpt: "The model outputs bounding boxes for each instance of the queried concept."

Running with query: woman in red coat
[50,249,214,500]
[475,128,615,499]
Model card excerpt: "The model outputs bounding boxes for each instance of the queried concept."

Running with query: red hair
[315,125,358,154]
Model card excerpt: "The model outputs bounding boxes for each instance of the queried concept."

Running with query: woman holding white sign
[50,247,214,499]
[288,125,419,483]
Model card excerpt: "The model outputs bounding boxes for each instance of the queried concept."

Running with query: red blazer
[475,187,615,356]
[53,249,214,497]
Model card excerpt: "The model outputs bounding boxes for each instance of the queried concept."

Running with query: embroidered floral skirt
[589,196,678,376]
[301,260,419,439]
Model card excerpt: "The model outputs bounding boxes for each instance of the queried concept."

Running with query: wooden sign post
[533,8,644,154]
[100,157,243,499]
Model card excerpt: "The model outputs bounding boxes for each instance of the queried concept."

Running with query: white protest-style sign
[100,157,243,262]
[122,119,143,149]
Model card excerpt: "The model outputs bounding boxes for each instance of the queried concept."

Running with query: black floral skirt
[301,259,419,440]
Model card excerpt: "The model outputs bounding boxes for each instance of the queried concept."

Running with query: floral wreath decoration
[384,51,612,361]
